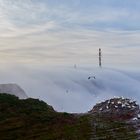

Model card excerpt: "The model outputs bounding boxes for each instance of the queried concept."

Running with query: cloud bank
[0,65,140,113]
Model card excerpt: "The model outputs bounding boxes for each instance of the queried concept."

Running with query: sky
[0,0,140,67]
[1,0,140,112]
[1,0,140,31]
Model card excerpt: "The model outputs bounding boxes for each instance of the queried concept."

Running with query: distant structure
[99,48,102,67]
[74,64,77,69]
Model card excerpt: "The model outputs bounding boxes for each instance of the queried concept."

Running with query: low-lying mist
[0,64,140,113]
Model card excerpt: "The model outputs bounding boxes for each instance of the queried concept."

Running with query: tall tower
[99,48,102,67]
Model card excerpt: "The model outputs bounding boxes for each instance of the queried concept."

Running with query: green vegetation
[0,94,138,140]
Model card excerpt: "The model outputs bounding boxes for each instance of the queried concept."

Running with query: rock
[138,114,140,119]
[132,117,138,121]
[89,97,140,120]
[0,83,28,99]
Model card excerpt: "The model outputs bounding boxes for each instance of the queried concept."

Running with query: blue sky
[1,0,140,31]
[0,0,140,66]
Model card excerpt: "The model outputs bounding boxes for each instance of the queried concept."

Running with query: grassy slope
[0,94,137,140]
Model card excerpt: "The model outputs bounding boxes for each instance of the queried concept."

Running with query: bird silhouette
[88,76,96,79]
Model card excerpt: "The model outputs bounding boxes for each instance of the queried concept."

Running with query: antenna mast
[99,48,102,67]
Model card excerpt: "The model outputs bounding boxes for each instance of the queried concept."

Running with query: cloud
[0,0,57,37]
[1,0,140,37]
[0,65,140,113]
[0,0,140,41]
[0,27,140,68]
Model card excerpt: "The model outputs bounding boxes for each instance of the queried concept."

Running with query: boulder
[90,97,140,120]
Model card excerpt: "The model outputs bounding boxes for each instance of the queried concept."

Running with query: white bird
[132,117,138,121]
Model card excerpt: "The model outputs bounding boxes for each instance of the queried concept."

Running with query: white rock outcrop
[0,83,28,99]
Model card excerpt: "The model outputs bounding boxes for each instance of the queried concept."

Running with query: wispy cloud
[0,0,140,66]
[1,0,140,35]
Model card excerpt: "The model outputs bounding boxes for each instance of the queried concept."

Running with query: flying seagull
[88,76,96,79]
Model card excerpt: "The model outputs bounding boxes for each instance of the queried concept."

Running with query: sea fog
[0,29,140,113]
[0,56,140,113]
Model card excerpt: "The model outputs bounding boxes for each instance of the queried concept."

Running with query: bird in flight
[88,76,96,79]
